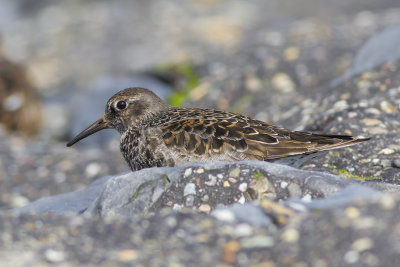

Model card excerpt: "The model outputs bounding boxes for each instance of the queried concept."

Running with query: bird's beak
[66,115,109,147]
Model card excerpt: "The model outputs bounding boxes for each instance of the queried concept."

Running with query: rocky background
[1,0,400,266]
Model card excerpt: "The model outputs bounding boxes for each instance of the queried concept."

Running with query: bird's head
[66,87,170,147]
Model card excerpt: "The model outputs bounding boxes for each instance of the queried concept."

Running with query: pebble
[281,228,299,243]
[205,175,217,186]
[184,168,192,177]
[271,72,295,93]
[249,177,277,200]
[201,194,209,202]
[238,183,248,192]
[361,118,382,126]
[223,181,230,187]
[380,101,396,114]
[345,207,360,219]
[280,181,288,189]
[172,204,182,212]
[367,127,388,134]
[359,158,371,164]
[117,249,139,262]
[234,223,253,237]
[348,111,358,118]
[352,238,374,252]
[238,195,246,204]
[44,249,65,263]
[378,148,395,155]
[58,159,74,171]
[183,183,196,196]
[10,195,30,208]
[229,168,241,178]
[365,108,381,115]
[352,217,376,230]
[185,195,194,207]
[223,240,240,263]
[241,236,275,248]
[54,172,66,183]
[196,168,204,174]
[301,194,312,203]
[344,250,359,264]
[84,162,101,178]
[245,74,262,92]
[379,194,396,210]
[228,178,237,183]
[372,158,380,165]
[4,93,24,111]
[333,100,348,111]
[212,209,235,223]
[358,99,369,108]
[283,46,300,61]
[198,204,211,213]
[165,216,177,227]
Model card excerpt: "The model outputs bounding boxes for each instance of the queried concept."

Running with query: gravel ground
[1,0,400,266]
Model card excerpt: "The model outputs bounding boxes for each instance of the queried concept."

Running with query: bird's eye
[116,100,127,110]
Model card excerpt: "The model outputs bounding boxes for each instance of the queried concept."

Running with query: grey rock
[85,166,181,217]
[13,176,111,214]
[286,184,384,210]
[332,24,400,87]
[13,161,400,218]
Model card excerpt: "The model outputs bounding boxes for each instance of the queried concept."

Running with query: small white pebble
[212,209,235,222]
[372,158,380,165]
[10,194,30,208]
[348,111,358,118]
[281,228,299,243]
[378,148,395,155]
[344,250,359,264]
[280,181,288,189]
[301,194,312,202]
[54,172,66,183]
[44,249,65,263]
[4,93,24,111]
[333,100,348,111]
[184,168,192,177]
[234,223,253,237]
[196,168,204,174]
[205,175,217,186]
[238,183,248,192]
[84,162,101,178]
[352,237,374,252]
[238,195,246,204]
[172,204,182,212]
[241,236,275,248]
[165,217,177,227]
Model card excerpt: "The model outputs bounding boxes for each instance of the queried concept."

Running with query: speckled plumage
[67,87,370,171]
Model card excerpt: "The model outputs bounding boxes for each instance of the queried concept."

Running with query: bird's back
[144,107,369,165]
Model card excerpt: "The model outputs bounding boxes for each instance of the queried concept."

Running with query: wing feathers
[159,108,369,161]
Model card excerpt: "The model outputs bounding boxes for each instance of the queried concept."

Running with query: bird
[67,87,370,171]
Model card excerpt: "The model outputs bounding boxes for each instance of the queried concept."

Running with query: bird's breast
[120,128,174,171]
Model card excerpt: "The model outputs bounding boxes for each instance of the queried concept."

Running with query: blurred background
[1,0,400,209]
